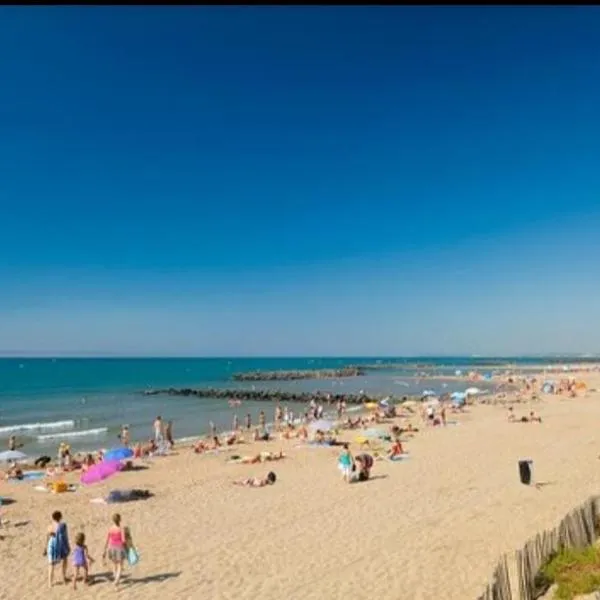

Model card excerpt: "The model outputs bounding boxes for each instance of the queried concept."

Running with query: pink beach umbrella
[80,460,123,485]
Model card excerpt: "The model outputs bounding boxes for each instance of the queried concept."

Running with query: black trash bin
[518,460,532,485]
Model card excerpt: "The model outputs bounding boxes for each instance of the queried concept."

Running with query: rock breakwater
[231,368,364,381]
[141,387,397,404]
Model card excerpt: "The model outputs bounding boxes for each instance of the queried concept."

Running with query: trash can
[518,460,533,485]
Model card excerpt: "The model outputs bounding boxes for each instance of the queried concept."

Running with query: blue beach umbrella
[104,447,134,462]
[450,392,466,406]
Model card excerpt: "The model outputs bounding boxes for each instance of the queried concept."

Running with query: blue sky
[1,7,600,356]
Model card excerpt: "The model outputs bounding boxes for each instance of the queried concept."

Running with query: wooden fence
[477,495,600,600]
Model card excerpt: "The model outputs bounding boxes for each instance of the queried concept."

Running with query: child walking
[72,532,94,589]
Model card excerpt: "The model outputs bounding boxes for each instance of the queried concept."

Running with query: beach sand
[2,371,600,600]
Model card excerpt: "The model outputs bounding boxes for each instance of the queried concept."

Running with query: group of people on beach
[44,510,137,589]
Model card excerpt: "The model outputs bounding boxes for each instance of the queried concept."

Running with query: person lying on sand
[239,451,286,464]
[509,409,542,423]
[233,471,277,487]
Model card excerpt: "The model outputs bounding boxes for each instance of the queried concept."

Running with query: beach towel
[389,455,410,462]
[47,522,70,563]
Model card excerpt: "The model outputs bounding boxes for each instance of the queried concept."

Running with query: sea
[0,356,589,456]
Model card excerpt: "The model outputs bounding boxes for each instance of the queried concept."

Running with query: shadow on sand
[352,474,389,484]
[90,571,182,587]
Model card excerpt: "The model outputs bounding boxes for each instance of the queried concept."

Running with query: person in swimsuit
[388,439,404,460]
[153,416,163,444]
[165,420,174,448]
[338,443,354,484]
[72,532,94,589]
[233,471,276,487]
[44,510,71,587]
[102,513,127,586]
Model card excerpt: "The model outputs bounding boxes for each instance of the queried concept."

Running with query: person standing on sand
[259,410,266,430]
[153,416,163,444]
[165,420,174,448]
[338,443,354,484]
[274,404,282,431]
[119,425,130,447]
[245,413,252,430]
[102,513,127,586]
[44,510,71,587]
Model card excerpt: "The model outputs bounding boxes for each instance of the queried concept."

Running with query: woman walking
[102,513,127,586]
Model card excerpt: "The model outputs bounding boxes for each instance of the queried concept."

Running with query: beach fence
[477,495,600,600]
[476,555,512,600]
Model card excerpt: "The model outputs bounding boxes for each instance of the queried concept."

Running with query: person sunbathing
[345,417,361,429]
[233,471,277,487]
[225,433,238,446]
[314,430,325,444]
[193,439,210,453]
[240,450,285,464]
[281,424,297,440]
[5,462,24,480]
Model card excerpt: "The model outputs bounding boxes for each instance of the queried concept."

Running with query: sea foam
[36,427,108,441]
[0,420,75,436]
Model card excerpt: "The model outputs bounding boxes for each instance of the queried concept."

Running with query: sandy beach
[2,370,600,600]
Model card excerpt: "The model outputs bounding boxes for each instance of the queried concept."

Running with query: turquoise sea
[0,356,589,456]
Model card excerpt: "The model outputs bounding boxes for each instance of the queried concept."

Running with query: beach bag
[52,481,68,494]
[127,546,139,566]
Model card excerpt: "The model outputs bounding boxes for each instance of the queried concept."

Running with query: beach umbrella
[450,392,466,406]
[421,390,437,398]
[103,447,134,462]
[0,450,28,462]
[309,419,334,431]
[80,460,123,486]
[465,387,481,396]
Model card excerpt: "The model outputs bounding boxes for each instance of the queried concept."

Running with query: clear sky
[1,6,600,357]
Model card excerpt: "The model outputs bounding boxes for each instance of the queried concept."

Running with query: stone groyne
[141,387,400,404]
[231,367,364,381]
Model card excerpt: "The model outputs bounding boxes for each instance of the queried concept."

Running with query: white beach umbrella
[0,450,28,462]
[465,387,481,396]
[309,419,335,431]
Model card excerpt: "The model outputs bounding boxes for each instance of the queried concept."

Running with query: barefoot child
[72,532,94,589]
[44,510,71,588]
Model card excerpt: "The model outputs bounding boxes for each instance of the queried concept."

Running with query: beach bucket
[518,460,533,485]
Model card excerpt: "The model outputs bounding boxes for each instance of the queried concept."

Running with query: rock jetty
[231,367,364,381]
[141,387,396,405]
